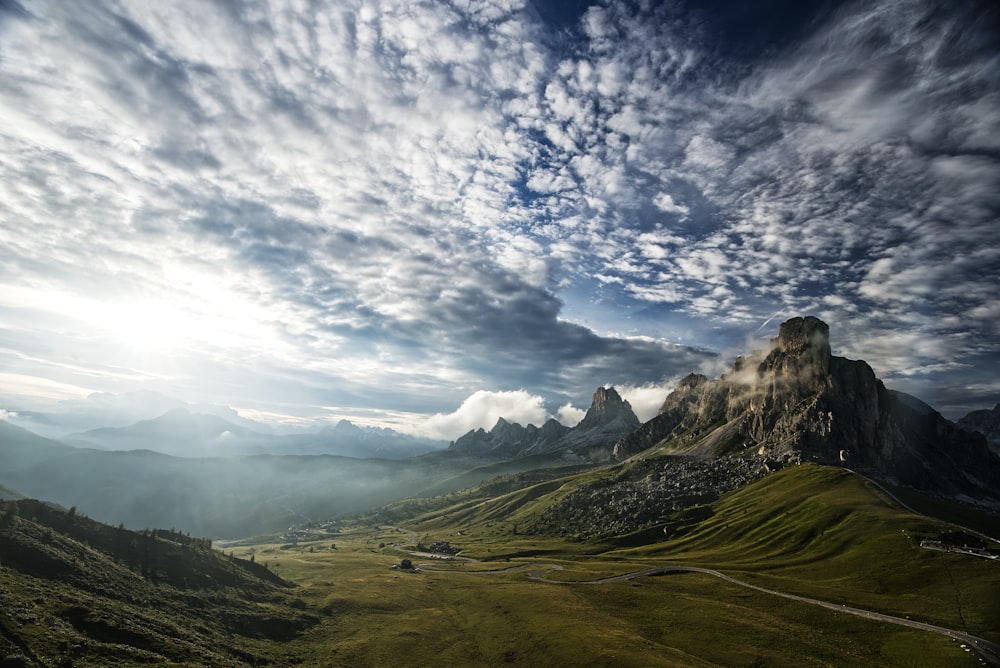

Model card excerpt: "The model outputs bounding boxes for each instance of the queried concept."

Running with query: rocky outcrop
[958,404,1000,456]
[563,387,640,445]
[612,374,713,460]
[613,316,1000,507]
[449,387,639,461]
[575,387,639,432]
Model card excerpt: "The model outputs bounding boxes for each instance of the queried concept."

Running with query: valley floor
[226,465,1000,667]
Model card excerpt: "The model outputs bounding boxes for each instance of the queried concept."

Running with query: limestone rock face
[612,374,712,460]
[612,316,999,506]
[575,387,641,433]
[558,387,641,458]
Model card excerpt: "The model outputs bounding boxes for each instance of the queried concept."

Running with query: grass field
[231,464,999,666]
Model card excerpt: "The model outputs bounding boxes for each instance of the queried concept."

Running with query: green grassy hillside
[221,462,998,666]
[5,460,996,666]
[0,500,314,666]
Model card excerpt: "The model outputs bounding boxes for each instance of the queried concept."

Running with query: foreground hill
[0,500,313,666]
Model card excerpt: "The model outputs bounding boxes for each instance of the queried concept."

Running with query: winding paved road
[412,555,1000,666]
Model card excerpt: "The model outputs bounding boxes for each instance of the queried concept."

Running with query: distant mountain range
[958,404,1000,456]
[0,387,645,536]
[65,407,447,459]
[1,389,268,438]
[0,419,465,537]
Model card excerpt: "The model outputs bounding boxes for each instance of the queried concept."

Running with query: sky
[1,0,998,440]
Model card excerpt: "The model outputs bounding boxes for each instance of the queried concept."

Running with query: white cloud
[652,193,689,218]
[418,390,549,441]
[556,402,585,427]
[683,134,733,172]
[617,384,671,422]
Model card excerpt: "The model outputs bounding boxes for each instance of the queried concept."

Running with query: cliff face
[613,316,999,505]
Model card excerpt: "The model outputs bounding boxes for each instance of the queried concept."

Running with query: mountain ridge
[448,386,640,461]
[959,403,1000,456]
[0,419,465,537]
[65,408,446,459]
[3,316,996,537]
[611,316,999,508]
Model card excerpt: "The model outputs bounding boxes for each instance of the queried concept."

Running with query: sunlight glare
[105,300,196,352]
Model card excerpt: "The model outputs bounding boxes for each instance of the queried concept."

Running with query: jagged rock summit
[613,316,999,507]
[576,387,639,431]
[449,386,639,461]
[562,386,641,455]
[448,417,570,458]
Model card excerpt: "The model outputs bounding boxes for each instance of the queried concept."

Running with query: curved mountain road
[411,555,1000,666]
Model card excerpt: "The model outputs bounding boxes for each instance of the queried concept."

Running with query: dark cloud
[0,0,28,22]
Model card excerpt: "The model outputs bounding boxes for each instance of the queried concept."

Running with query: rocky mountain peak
[757,315,832,378]
[329,419,362,434]
[591,386,621,409]
[577,386,640,432]
[489,417,524,441]
[773,315,830,355]
[446,387,639,460]
[490,417,511,431]
[612,316,999,508]
[676,373,709,391]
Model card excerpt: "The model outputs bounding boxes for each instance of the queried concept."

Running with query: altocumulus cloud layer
[0,0,998,437]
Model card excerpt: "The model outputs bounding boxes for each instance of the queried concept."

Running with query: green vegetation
[0,500,312,666]
[235,464,995,666]
[3,464,997,666]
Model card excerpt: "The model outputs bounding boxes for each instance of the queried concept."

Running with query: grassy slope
[230,463,996,666]
[0,500,313,666]
[616,465,1000,636]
